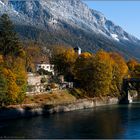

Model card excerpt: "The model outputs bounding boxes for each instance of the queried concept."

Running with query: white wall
[36,64,54,74]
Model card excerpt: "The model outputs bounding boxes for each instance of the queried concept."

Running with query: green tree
[0,15,27,106]
[0,14,23,57]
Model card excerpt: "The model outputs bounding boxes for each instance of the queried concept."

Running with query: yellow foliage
[74,50,128,97]
[2,68,20,102]
[110,52,128,77]
[0,55,3,63]
[0,55,27,106]
[79,52,92,59]
[52,45,67,56]
[127,59,138,71]
[109,52,128,95]
[96,50,108,59]
[18,48,26,58]
[63,48,78,64]
[93,51,114,96]
[53,46,78,77]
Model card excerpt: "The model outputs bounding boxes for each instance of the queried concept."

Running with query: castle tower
[74,47,81,55]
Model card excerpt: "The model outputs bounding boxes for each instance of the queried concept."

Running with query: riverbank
[0,96,118,121]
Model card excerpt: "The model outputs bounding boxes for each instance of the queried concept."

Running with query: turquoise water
[0,102,140,139]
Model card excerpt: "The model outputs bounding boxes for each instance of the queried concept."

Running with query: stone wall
[27,73,49,93]
[0,97,118,121]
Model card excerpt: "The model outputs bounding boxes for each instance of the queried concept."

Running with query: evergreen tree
[0,14,23,57]
[0,14,27,107]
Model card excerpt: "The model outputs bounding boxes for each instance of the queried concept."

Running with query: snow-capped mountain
[0,0,140,60]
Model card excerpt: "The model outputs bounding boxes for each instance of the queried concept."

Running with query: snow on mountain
[1,0,137,43]
[0,0,140,59]
[0,0,33,25]
[111,34,119,42]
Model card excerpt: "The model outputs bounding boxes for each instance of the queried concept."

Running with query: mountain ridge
[0,0,140,60]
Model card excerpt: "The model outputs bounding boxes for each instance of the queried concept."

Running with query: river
[0,101,140,139]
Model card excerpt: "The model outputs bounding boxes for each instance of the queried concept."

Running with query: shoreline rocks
[0,97,118,121]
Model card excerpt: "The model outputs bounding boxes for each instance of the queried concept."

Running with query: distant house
[74,47,82,55]
[36,61,54,75]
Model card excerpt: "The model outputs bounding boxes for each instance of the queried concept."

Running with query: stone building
[27,73,48,94]
[36,61,54,75]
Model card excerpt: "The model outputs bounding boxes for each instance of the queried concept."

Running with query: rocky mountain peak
[0,0,140,60]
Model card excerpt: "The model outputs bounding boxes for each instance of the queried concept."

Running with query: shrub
[37,68,52,75]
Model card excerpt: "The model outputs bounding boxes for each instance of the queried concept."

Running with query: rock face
[0,0,140,60]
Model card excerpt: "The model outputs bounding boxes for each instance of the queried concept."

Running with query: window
[50,66,53,69]
[46,66,49,69]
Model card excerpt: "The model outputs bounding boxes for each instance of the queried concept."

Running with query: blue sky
[83,1,140,39]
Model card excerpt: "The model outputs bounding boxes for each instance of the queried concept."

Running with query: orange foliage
[2,68,20,102]
[79,52,92,59]
[53,46,78,77]
[110,52,128,77]
[63,48,78,64]
[0,56,27,105]
[96,50,109,59]
[127,59,138,71]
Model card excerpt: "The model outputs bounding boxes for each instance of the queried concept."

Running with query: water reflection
[0,103,140,138]
[90,109,124,138]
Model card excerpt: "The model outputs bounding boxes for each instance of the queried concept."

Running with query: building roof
[34,57,50,65]
[74,47,81,50]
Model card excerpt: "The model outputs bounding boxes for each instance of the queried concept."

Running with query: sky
[83,1,140,39]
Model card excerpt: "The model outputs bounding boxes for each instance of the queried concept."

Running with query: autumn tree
[0,70,8,106]
[52,46,78,81]
[51,45,67,58]
[89,50,113,96]
[127,59,138,71]
[74,50,113,97]
[11,57,27,102]
[73,52,93,89]
[133,64,140,78]
[0,14,27,106]
[0,67,20,106]
[127,59,140,78]
[24,44,41,72]
[74,50,129,97]
[0,55,27,106]
[24,42,50,72]
[109,52,128,96]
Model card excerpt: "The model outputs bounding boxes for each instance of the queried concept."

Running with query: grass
[70,88,86,99]
[6,89,88,109]
[6,89,114,109]
[22,90,76,106]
